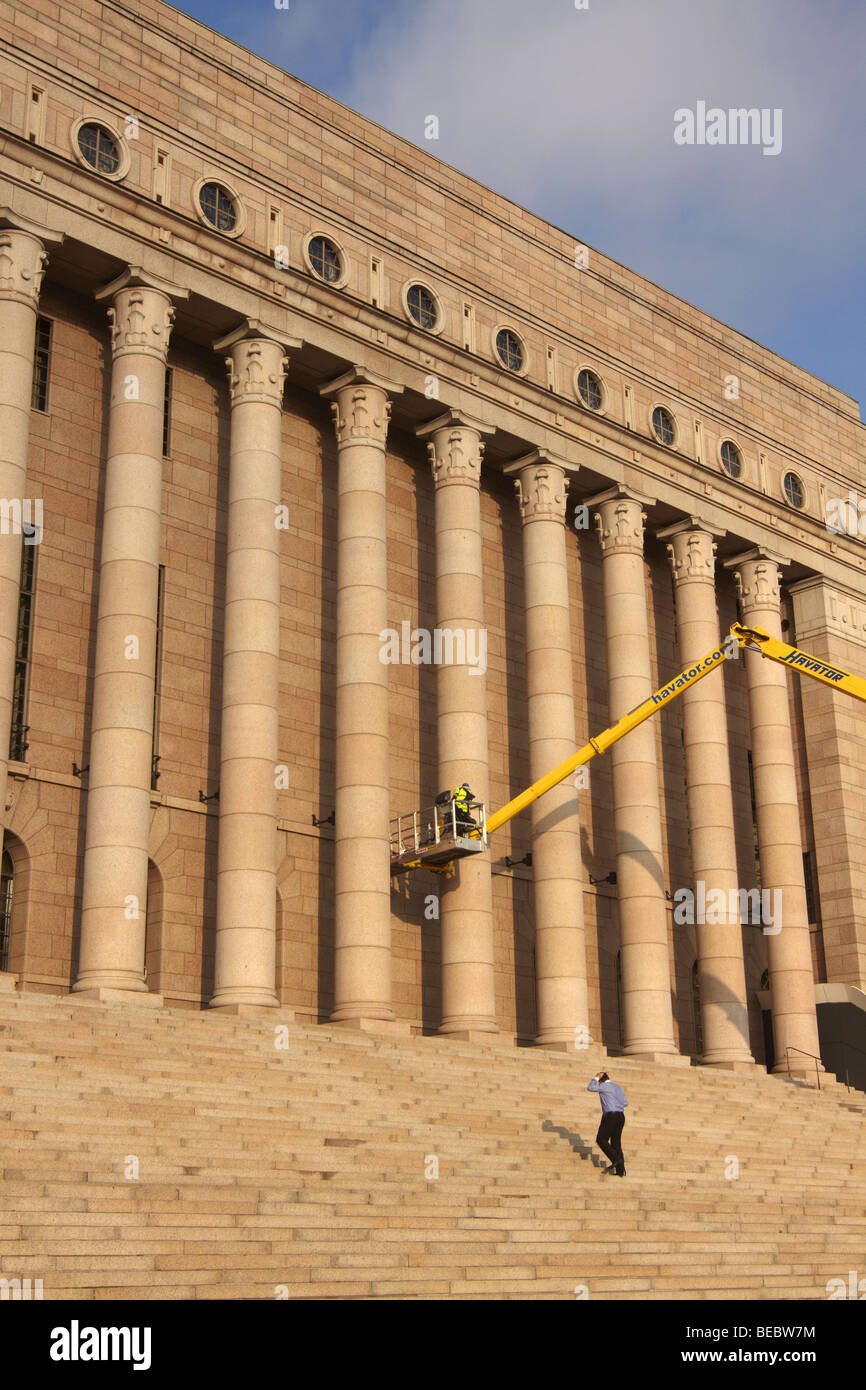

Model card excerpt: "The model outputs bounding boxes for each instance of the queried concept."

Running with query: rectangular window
[462,302,475,354]
[153,147,171,206]
[31,316,52,412]
[268,202,283,260]
[369,255,383,308]
[25,83,46,144]
[747,750,761,890]
[803,850,818,924]
[694,419,703,464]
[9,531,37,763]
[623,383,634,431]
[151,564,165,790]
[162,368,172,458]
[546,344,557,393]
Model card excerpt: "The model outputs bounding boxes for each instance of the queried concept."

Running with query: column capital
[225,339,289,408]
[658,517,725,586]
[0,210,64,308]
[320,365,403,449]
[723,546,790,611]
[588,485,655,557]
[417,410,494,490]
[96,267,190,363]
[503,449,571,524]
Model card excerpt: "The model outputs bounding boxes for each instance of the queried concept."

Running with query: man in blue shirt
[587,1070,628,1176]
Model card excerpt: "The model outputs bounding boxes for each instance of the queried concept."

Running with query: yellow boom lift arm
[389,624,866,874]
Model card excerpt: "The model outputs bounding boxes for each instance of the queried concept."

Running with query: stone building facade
[1,0,864,1075]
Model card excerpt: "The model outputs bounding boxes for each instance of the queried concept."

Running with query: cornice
[3,22,860,430]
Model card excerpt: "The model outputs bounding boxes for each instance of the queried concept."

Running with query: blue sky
[170,0,866,417]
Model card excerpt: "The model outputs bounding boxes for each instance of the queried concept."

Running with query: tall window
[151,565,165,790]
[691,960,703,1057]
[615,949,624,1046]
[803,850,818,924]
[0,850,12,972]
[10,530,37,762]
[162,369,173,458]
[31,316,52,412]
[747,750,761,889]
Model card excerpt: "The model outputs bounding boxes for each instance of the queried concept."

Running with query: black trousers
[596,1111,626,1172]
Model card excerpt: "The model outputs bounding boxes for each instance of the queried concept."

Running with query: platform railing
[390,798,487,857]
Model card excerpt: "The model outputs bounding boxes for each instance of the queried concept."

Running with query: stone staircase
[0,990,864,1300]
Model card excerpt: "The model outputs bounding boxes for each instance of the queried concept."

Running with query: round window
[652,405,676,447]
[199,182,238,233]
[77,122,121,175]
[783,471,805,509]
[577,367,603,411]
[308,235,343,283]
[495,328,524,373]
[406,284,438,330]
[720,440,742,479]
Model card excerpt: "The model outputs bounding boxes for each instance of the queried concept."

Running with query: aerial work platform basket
[389,798,488,875]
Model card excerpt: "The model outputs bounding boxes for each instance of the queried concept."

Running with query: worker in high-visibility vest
[452,782,476,834]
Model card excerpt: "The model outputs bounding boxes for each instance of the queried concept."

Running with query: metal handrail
[390,798,486,857]
[821,1038,866,1093]
[785,1045,822,1090]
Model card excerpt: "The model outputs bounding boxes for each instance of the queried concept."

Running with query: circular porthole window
[199,183,236,232]
[403,282,442,333]
[720,439,743,479]
[782,471,805,509]
[651,404,677,447]
[303,232,348,287]
[70,118,129,181]
[493,325,527,374]
[192,178,246,238]
[576,366,605,412]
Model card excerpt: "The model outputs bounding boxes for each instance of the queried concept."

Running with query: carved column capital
[724,547,790,613]
[223,338,289,407]
[214,317,301,408]
[0,230,50,310]
[416,408,494,490]
[0,211,63,310]
[504,449,571,524]
[97,266,189,363]
[587,485,655,558]
[592,495,646,556]
[658,517,724,586]
[320,364,403,449]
